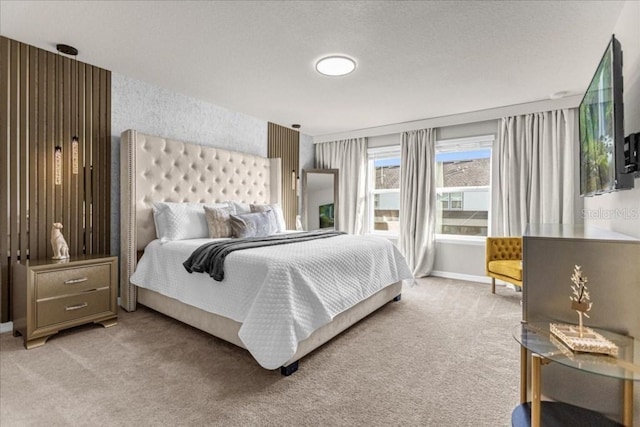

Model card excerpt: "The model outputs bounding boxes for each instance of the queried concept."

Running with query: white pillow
[250,203,286,233]
[153,202,230,243]
[230,201,251,215]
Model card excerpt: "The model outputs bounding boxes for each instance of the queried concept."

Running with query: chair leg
[491,278,495,294]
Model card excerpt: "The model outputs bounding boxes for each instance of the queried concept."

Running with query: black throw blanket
[183,230,346,281]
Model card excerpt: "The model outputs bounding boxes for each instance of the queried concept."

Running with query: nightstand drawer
[35,264,111,299]
[36,288,111,328]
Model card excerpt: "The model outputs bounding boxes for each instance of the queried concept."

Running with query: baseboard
[0,321,13,334]
[430,270,489,283]
[429,271,518,290]
[429,270,491,283]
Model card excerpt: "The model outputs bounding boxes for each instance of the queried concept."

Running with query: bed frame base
[136,281,403,374]
[280,361,299,376]
[393,294,402,302]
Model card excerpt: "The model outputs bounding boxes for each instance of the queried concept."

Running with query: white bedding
[131,234,412,369]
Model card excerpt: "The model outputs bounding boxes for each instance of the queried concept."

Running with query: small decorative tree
[570,265,592,337]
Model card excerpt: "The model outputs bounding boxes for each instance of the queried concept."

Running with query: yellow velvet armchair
[486,237,523,293]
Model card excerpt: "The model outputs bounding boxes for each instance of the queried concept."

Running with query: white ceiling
[0,1,625,137]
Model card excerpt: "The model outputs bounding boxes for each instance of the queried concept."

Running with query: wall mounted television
[579,35,633,196]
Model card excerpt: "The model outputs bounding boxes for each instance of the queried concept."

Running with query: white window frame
[367,146,401,237]
[435,135,494,243]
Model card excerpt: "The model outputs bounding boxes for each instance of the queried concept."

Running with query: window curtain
[399,128,436,277]
[491,109,576,236]
[315,138,367,234]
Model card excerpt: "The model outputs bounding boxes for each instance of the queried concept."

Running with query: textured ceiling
[0,1,625,136]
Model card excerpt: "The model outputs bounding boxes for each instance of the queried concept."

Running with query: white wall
[583,1,640,238]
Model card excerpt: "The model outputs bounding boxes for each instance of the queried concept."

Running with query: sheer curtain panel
[492,109,576,236]
[315,138,367,234]
[399,128,436,278]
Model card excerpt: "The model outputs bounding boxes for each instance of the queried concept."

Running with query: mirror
[302,169,339,231]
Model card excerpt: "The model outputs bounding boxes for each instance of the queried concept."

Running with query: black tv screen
[579,35,632,196]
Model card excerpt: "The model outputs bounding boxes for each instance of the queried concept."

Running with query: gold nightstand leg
[520,345,528,404]
[25,335,51,349]
[531,354,542,427]
[623,380,633,427]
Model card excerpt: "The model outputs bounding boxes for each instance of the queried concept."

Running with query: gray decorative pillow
[204,205,235,238]
[229,211,276,238]
[250,203,286,232]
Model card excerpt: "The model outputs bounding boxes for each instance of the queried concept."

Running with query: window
[438,192,463,210]
[435,135,493,238]
[367,147,401,234]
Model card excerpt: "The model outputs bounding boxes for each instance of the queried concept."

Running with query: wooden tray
[550,323,618,357]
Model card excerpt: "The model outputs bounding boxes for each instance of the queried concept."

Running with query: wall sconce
[72,136,79,174]
[54,145,62,185]
[291,170,296,191]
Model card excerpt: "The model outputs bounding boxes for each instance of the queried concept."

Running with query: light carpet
[0,277,522,426]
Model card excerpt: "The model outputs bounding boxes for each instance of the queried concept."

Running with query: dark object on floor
[511,402,622,427]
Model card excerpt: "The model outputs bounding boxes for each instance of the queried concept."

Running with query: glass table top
[513,322,640,381]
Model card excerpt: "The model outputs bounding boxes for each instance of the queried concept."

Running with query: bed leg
[280,361,299,376]
[393,294,401,302]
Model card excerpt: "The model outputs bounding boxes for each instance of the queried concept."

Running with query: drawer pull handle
[65,302,88,311]
[64,277,88,284]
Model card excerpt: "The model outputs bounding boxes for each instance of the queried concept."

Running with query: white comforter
[131,234,413,369]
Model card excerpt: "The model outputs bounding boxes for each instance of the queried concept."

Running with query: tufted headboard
[120,129,281,311]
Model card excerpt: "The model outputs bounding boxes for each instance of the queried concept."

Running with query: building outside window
[435,135,493,238]
[367,147,400,235]
[367,136,492,238]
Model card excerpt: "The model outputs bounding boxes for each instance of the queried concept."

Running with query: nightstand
[12,255,118,349]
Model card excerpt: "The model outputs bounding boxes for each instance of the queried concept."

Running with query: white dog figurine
[51,223,70,260]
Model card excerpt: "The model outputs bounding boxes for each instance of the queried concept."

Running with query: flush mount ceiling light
[315,55,356,76]
[56,44,78,56]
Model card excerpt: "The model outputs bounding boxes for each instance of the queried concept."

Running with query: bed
[120,130,412,374]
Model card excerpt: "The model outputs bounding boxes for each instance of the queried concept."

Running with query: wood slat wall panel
[69,58,78,255]
[28,47,39,260]
[77,63,85,253]
[91,70,100,250]
[91,69,100,253]
[62,56,71,254]
[103,69,111,254]
[36,46,48,261]
[0,36,111,323]
[84,66,93,254]
[19,44,28,275]
[0,38,10,322]
[9,40,19,323]
[98,69,107,254]
[267,123,299,230]
[46,52,55,260]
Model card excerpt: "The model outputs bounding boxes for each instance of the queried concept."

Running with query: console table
[513,322,640,427]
